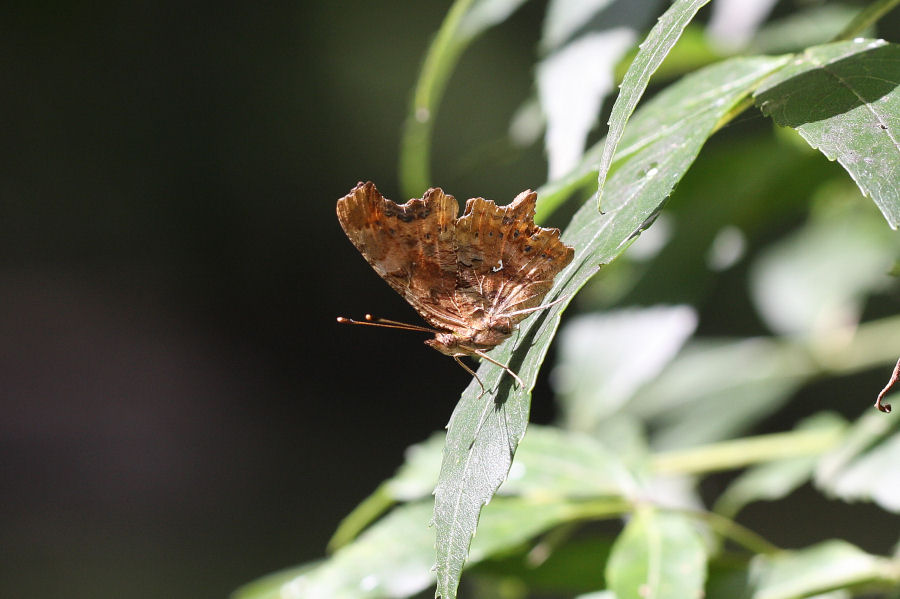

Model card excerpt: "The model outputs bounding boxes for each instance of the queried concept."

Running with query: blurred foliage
[239,0,900,598]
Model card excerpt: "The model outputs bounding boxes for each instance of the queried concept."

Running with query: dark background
[1,2,551,597]
[2,2,898,598]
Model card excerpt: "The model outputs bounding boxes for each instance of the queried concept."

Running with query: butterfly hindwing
[454,190,574,326]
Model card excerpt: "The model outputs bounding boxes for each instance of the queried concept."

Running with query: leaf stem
[326,482,395,552]
[652,427,844,476]
[833,0,900,42]
[679,508,781,555]
[399,0,477,198]
[559,500,780,555]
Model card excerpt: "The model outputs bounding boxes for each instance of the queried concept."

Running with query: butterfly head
[425,326,512,358]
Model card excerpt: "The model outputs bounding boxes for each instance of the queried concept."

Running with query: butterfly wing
[336,182,470,334]
[454,190,574,327]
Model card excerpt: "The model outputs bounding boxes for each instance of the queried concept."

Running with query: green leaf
[282,502,437,598]
[606,506,708,599]
[754,40,900,229]
[497,425,637,498]
[540,0,616,52]
[554,306,697,430]
[386,433,447,501]
[433,55,790,599]
[537,1,658,178]
[815,407,900,513]
[538,28,637,178]
[749,4,862,54]
[749,198,899,336]
[595,0,712,209]
[633,338,814,450]
[467,496,585,560]
[332,425,634,551]
[328,434,445,551]
[749,540,895,599]
[816,408,899,485]
[254,498,580,599]
[232,564,319,599]
[473,537,615,595]
[714,412,847,518]
[399,0,531,198]
[537,51,793,220]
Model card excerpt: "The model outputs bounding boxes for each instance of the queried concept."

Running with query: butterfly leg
[473,349,524,388]
[498,294,570,319]
[454,355,486,398]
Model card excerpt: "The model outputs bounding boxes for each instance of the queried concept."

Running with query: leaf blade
[595,0,712,209]
[399,0,531,198]
[433,54,791,599]
[606,507,708,599]
[750,540,894,599]
[754,40,900,228]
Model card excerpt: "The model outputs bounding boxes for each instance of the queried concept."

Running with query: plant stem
[681,508,781,555]
[399,0,477,199]
[834,0,900,42]
[652,427,844,476]
[326,482,395,552]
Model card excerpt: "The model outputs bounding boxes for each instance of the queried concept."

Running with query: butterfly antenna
[473,349,524,387]
[336,313,437,334]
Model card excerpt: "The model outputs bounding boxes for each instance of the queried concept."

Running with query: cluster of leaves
[238,0,900,597]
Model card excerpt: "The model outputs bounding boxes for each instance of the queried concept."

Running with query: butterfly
[336,181,574,388]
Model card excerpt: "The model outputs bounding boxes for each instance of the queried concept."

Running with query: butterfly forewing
[336,181,575,352]
[336,182,470,335]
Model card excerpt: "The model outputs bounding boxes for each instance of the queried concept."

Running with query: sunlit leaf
[706,0,778,51]
[815,406,900,513]
[400,0,532,197]
[232,563,319,599]
[816,408,899,485]
[331,425,635,553]
[258,497,579,599]
[276,502,436,599]
[554,306,697,430]
[754,40,900,229]
[537,0,658,178]
[749,4,862,54]
[606,506,708,599]
[749,540,892,599]
[714,412,847,518]
[620,132,842,306]
[633,338,813,450]
[595,0,712,209]
[540,0,617,52]
[458,0,531,36]
[539,29,637,178]
[576,592,616,599]
[497,425,637,498]
[473,537,615,595]
[749,179,899,336]
[433,55,789,599]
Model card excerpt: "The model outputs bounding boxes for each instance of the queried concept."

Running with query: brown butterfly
[336,181,574,388]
